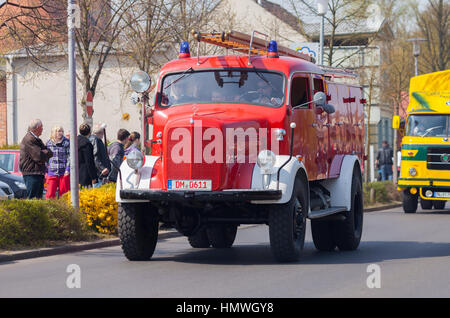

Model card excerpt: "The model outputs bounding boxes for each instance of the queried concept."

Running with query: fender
[319,155,361,211]
[250,155,308,204]
[115,155,159,203]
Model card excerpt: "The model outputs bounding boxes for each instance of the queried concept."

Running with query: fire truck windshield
[406,114,450,137]
[159,70,284,108]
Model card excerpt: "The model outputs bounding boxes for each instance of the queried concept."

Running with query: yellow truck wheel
[420,199,433,210]
[433,200,446,210]
[403,190,418,214]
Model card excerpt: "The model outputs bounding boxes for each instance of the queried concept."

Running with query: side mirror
[392,115,400,129]
[313,91,327,106]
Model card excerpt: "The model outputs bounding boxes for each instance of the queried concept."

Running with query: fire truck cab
[117,31,365,262]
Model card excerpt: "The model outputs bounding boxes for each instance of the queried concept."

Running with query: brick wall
[0,78,6,146]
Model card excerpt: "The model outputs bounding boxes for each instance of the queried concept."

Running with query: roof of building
[252,0,302,33]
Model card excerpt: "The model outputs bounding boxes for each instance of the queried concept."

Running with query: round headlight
[409,167,417,176]
[425,190,433,198]
[126,150,145,170]
[130,71,151,93]
[257,150,276,174]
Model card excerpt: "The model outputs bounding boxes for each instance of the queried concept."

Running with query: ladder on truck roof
[191,30,358,80]
[191,30,315,63]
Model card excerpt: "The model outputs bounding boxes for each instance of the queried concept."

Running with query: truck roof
[158,55,324,78]
[407,69,450,114]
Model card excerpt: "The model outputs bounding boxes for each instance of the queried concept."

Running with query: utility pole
[407,38,427,76]
[316,0,328,65]
[68,1,80,209]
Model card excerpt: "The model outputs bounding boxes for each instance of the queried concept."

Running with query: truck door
[290,74,319,180]
[313,76,329,179]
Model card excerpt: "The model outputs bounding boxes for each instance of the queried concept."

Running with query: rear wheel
[433,200,446,210]
[311,220,336,251]
[269,176,308,262]
[420,199,433,210]
[118,203,159,261]
[332,167,363,251]
[403,190,418,214]
[206,224,238,248]
[188,229,211,248]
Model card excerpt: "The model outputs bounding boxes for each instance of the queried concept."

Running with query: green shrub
[0,144,20,150]
[0,199,94,250]
[363,181,402,206]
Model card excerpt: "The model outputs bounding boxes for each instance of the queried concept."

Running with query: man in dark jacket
[19,119,53,199]
[376,140,394,181]
[89,123,111,187]
[78,124,98,187]
[108,129,130,183]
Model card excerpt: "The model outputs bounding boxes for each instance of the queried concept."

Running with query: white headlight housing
[257,150,276,175]
[130,71,151,93]
[126,150,145,170]
[409,167,417,176]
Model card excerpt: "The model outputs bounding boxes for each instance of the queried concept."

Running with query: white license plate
[168,179,212,191]
[434,192,450,198]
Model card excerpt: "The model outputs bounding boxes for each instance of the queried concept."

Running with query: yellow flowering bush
[62,183,118,235]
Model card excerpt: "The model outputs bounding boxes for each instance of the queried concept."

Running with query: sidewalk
[0,203,402,263]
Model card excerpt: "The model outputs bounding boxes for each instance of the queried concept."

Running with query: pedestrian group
[19,118,140,199]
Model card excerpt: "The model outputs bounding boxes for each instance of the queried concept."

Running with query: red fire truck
[117,31,365,262]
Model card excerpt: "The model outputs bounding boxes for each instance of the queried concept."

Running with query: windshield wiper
[252,67,280,93]
[164,67,195,90]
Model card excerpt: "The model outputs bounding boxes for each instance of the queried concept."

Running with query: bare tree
[288,0,375,66]
[414,0,449,72]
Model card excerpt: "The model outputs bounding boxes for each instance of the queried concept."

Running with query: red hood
[152,103,286,190]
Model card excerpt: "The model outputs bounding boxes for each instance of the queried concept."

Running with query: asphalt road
[1,205,450,298]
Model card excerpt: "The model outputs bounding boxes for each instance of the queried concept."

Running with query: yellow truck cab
[393,70,450,213]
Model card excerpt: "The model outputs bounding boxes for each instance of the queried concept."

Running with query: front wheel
[118,203,159,261]
[269,176,308,262]
[403,190,418,213]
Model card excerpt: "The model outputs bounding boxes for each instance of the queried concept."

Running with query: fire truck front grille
[427,147,450,170]
[164,126,224,190]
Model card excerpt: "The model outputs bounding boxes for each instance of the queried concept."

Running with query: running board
[308,207,347,219]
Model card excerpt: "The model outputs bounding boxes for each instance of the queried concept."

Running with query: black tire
[311,220,336,251]
[433,200,446,210]
[332,167,363,251]
[206,224,238,248]
[269,176,308,262]
[403,190,418,213]
[118,203,159,261]
[420,198,433,210]
[188,229,211,248]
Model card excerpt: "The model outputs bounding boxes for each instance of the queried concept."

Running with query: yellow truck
[393,70,450,213]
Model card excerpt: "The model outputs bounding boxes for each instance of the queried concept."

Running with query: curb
[364,203,402,212]
[0,230,180,264]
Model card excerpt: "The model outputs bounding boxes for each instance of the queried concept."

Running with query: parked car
[0,167,27,198]
[0,180,14,200]
[0,150,21,175]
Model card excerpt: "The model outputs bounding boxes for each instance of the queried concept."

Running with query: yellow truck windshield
[406,114,450,137]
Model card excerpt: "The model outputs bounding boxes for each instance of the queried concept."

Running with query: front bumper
[120,189,282,202]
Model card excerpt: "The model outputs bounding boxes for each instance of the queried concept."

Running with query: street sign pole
[68,1,79,209]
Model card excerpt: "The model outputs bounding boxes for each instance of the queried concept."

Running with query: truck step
[308,207,347,219]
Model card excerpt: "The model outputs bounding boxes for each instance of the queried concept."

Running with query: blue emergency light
[268,40,279,58]
[179,41,190,58]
